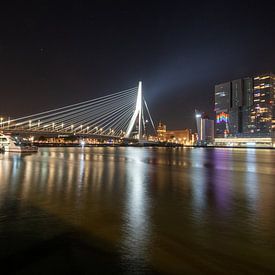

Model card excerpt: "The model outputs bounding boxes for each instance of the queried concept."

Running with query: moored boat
[0,134,38,153]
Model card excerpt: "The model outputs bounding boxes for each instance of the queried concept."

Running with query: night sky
[1,0,275,130]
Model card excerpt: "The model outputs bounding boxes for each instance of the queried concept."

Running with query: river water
[0,147,275,274]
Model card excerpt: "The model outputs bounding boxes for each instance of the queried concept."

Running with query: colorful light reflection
[216,112,229,124]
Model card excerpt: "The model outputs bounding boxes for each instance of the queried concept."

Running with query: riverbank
[33,142,275,150]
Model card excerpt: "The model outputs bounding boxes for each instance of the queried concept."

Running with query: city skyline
[1,1,275,130]
[1,2,275,273]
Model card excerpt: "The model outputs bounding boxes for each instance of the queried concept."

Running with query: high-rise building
[214,82,230,137]
[214,73,275,139]
[250,74,275,137]
[242,77,254,135]
[195,112,214,145]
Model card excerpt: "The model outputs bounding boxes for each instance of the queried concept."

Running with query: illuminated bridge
[0,82,155,143]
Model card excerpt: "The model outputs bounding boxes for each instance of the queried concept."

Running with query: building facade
[214,73,275,140]
[250,75,275,137]
[165,129,191,144]
[214,82,230,137]
[156,122,167,142]
[156,122,192,145]
[195,113,214,145]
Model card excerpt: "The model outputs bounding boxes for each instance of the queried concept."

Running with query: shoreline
[33,143,275,150]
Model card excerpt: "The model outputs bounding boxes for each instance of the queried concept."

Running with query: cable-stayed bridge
[0,82,155,143]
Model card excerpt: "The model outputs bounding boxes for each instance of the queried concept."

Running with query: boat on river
[0,134,38,153]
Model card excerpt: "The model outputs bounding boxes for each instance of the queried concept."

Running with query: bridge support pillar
[125,81,143,141]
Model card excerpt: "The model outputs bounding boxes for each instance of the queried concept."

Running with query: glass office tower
[214,73,275,138]
[214,82,230,137]
[250,74,275,137]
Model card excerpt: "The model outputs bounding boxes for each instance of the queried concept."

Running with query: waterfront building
[165,129,191,144]
[214,73,275,147]
[215,137,274,148]
[156,121,167,142]
[191,133,198,145]
[214,82,230,137]
[214,77,254,137]
[195,112,214,145]
[156,121,192,145]
[250,74,275,137]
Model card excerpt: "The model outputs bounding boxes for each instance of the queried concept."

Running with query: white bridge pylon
[125,81,143,140]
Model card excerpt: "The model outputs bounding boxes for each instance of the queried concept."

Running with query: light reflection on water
[0,147,275,273]
[121,148,151,272]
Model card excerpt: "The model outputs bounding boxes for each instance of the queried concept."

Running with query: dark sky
[0,0,275,130]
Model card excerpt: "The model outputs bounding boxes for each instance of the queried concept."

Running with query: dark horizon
[0,0,275,130]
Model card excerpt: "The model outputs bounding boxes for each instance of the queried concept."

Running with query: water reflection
[0,147,275,273]
[190,148,234,219]
[121,148,151,271]
[190,148,207,220]
[211,149,233,214]
[245,150,259,211]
